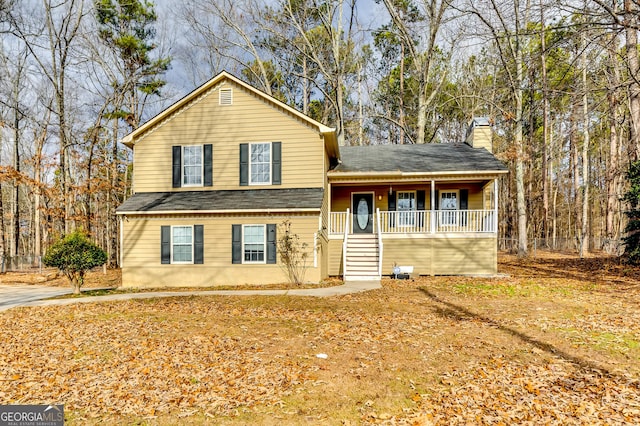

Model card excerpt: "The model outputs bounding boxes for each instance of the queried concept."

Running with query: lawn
[1,252,639,425]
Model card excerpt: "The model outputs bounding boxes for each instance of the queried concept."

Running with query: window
[161,225,203,264]
[172,226,193,263]
[232,224,277,264]
[440,191,459,226]
[250,143,271,184]
[243,225,265,263]
[172,145,212,188]
[397,191,416,227]
[182,146,202,186]
[239,142,281,186]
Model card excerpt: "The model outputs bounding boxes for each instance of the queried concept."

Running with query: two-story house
[116,71,508,287]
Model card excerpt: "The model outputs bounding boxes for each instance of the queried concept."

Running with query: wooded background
[0,0,638,267]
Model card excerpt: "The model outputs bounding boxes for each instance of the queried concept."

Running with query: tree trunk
[580,39,590,257]
[571,98,582,251]
[540,3,550,244]
[515,42,528,257]
[625,0,640,159]
[605,46,623,254]
[70,275,81,295]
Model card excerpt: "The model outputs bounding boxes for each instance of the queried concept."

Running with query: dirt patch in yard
[0,251,639,425]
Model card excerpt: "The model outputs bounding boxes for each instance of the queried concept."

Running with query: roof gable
[121,71,339,158]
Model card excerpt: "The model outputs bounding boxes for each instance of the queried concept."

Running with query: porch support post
[430,180,436,233]
[328,183,332,234]
[493,178,499,233]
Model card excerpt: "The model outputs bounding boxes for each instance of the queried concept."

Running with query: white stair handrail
[342,208,349,278]
[376,208,383,277]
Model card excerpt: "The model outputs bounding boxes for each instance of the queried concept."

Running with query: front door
[352,193,373,233]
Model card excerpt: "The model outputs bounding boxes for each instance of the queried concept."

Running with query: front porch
[325,180,501,281]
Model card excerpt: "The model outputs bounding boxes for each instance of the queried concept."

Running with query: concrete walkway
[0,280,382,312]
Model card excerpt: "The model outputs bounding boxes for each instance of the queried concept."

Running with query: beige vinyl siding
[380,237,433,275]
[430,237,496,275]
[121,213,325,287]
[382,235,496,276]
[327,235,497,277]
[472,127,492,153]
[133,81,325,192]
[328,239,344,275]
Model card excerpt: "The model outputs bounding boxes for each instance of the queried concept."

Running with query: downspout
[313,232,318,268]
[119,215,124,267]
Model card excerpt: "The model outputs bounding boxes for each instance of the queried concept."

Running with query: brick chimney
[465,117,493,153]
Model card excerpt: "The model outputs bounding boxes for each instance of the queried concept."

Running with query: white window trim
[439,190,460,227]
[242,224,267,264]
[439,190,460,210]
[397,191,417,228]
[248,142,272,185]
[182,145,204,187]
[171,225,194,264]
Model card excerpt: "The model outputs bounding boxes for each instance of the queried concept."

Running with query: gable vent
[219,88,233,105]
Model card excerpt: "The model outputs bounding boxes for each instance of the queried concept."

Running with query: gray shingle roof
[116,188,324,213]
[332,143,508,174]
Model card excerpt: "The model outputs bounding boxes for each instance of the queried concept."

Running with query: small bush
[277,220,309,285]
[43,231,108,294]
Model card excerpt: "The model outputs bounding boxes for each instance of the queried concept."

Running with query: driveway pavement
[0,285,74,312]
[0,280,381,312]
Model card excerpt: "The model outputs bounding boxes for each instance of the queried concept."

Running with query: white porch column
[493,179,499,233]
[327,183,332,234]
[430,180,436,233]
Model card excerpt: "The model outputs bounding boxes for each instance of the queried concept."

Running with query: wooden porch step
[345,234,380,279]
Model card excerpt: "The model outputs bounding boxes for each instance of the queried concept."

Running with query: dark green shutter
[272,142,281,185]
[417,190,426,210]
[194,225,204,264]
[172,146,181,188]
[434,190,440,210]
[266,224,277,264]
[239,144,248,186]
[388,191,396,227]
[232,224,242,263]
[161,226,171,264]
[460,189,469,210]
[204,144,213,186]
[459,189,469,227]
[417,190,426,228]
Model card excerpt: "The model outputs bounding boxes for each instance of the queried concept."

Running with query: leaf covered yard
[1,253,640,425]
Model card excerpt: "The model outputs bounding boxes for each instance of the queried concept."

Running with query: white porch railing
[329,210,496,235]
[433,210,496,233]
[378,211,431,233]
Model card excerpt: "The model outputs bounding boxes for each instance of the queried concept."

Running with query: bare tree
[460,0,531,256]
[381,0,452,144]
[8,0,87,234]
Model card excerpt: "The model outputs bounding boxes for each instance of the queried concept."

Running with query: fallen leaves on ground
[0,251,639,425]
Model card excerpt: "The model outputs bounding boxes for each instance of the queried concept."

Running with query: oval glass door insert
[356,198,369,230]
